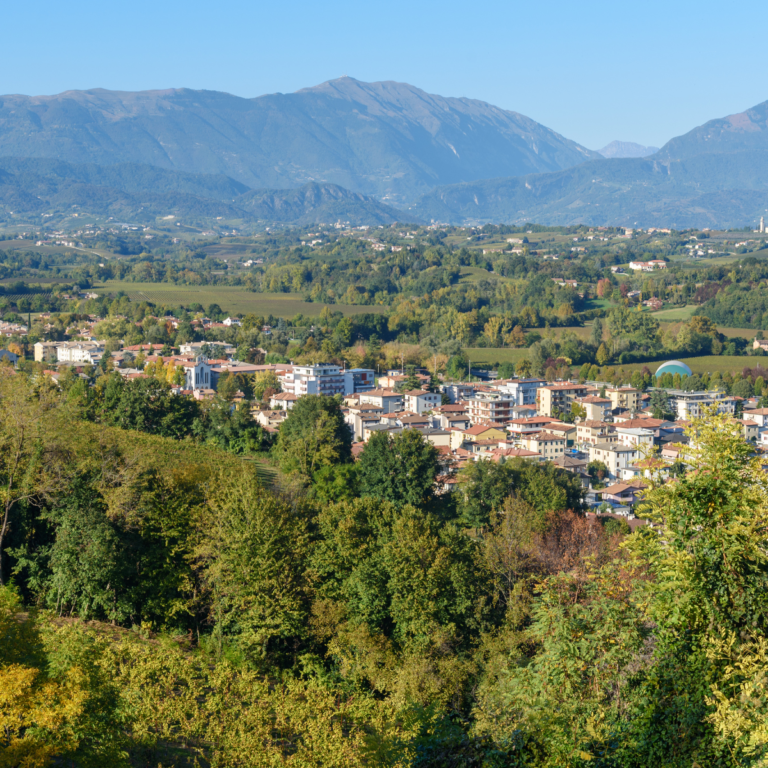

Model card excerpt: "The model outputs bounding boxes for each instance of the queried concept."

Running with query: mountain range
[0,78,597,204]
[412,101,768,228]
[0,78,767,228]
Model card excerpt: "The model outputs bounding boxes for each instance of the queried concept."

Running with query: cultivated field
[462,347,527,365]
[93,282,386,318]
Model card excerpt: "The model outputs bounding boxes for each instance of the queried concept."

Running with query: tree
[276,395,351,479]
[357,429,439,509]
[649,389,674,421]
[587,460,608,483]
[196,468,312,663]
[0,374,60,585]
[732,378,754,399]
[596,343,610,366]
[252,370,280,402]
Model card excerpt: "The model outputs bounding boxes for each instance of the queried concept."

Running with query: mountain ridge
[0,78,599,204]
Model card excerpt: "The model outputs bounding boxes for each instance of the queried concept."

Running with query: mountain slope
[0,158,405,226]
[0,79,599,203]
[412,100,768,228]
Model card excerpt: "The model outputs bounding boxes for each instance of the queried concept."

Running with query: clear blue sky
[4,0,767,150]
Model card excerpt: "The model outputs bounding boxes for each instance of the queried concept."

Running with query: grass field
[462,347,527,365]
[94,281,387,318]
[652,305,698,321]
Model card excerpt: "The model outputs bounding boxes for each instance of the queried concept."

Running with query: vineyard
[94,282,386,318]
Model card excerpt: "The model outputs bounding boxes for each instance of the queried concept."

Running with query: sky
[3,0,768,150]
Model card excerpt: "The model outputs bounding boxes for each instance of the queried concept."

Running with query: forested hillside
[2,369,768,766]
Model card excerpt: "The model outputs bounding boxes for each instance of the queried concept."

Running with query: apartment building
[466,391,516,425]
[578,395,612,422]
[359,389,404,414]
[615,426,655,450]
[667,390,736,420]
[279,364,375,397]
[589,442,638,479]
[403,389,442,414]
[537,383,590,417]
[33,341,59,363]
[605,386,642,413]
[493,378,545,406]
[520,431,567,460]
[576,420,616,446]
[56,341,105,364]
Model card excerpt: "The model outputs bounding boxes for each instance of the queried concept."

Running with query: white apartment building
[589,442,638,480]
[359,389,404,414]
[466,392,516,425]
[403,389,442,414]
[615,426,655,451]
[279,364,375,398]
[56,342,104,364]
[667,390,736,420]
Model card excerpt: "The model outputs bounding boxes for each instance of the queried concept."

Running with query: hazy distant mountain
[0,78,599,204]
[412,100,768,228]
[0,158,404,226]
[597,141,659,158]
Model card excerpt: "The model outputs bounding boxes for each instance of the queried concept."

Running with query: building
[667,390,736,420]
[34,341,59,363]
[743,407,768,427]
[545,421,577,446]
[577,420,616,446]
[451,424,507,451]
[279,364,375,397]
[0,349,18,366]
[601,482,646,507]
[615,426,655,450]
[508,416,560,435]
[403,389,442,414]
[605,386,641,413]
[589,443,638,480]
[269,393,299,410]
[520,431,567,460]
[537,383,590,417]
[183,357,213,390]
[56,342,104,364]
[493,378,545,406]
[466,392,516,425]
[578,395,613,422]
[655,360,693,379]
[442,383,476,403]
[359,389,404,414]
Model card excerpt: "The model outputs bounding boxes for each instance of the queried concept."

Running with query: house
[253,409,287,428]
[269,393,299,410]
[643,297,664,310]
[738,418,760,442]
[344,403,384,440]
[743,407,768,427]
[601,481,647,506]
[0,349,18,366]
[451,424,507,451]
[441,383,476,403]
[403,389,442,414]
[589,442,638,480]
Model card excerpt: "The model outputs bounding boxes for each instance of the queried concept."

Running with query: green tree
[357,429,439,509]
[276,395,351,479]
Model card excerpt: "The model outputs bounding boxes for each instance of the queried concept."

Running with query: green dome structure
[656,360,692,378]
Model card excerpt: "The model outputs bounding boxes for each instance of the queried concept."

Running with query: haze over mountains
[0,77,767,228]
[597,141,659,159]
